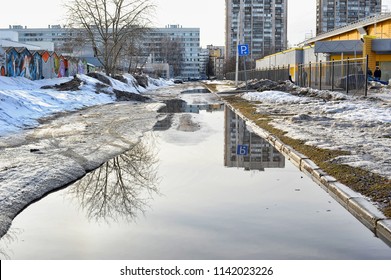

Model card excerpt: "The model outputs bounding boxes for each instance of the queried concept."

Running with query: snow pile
[242,90,313,104]
[0,74,171,137]
[241,89,391,179]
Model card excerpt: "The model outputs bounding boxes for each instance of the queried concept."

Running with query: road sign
[237,145,249,156]
[238,44,250,56]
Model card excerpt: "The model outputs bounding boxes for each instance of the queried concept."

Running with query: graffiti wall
[0,48,5,76]
[68,58,88,76]
[4,48,44,80]
[40,51,54,79]
[29,52,43,80]
[1,46,99,80]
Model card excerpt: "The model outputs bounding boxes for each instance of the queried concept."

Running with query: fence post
[319,60,322,90]
[296,64,303,87]
[365,55,369,97]
[331,59,335,91]
[309,62,312,88]
[346,59,350,94]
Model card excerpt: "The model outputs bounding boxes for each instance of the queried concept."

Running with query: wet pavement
[0,84,391,259]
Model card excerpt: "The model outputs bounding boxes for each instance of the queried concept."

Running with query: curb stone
[224,102,391,247]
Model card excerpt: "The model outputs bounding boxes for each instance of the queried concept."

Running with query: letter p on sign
[238,44,249,56]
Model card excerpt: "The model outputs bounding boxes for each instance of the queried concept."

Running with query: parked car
[337,74,366,90]
[173,78,184,84]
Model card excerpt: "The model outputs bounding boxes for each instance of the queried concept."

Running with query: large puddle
[1,105,391,259]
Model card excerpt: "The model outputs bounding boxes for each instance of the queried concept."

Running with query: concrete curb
[225,102,391,247]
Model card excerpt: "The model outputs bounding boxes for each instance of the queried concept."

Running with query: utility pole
[235,0,244,87]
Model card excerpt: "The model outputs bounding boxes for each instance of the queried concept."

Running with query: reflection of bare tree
[68,138,159,222]
[0,228,22,260]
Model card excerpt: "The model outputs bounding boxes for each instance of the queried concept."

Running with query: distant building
[316,0,382,35]
[0,24,202,78]
[207,45,225,79]
[0,25,76,54]
[199,48,209,78]
[225,0,288,63]
[143,25,201,79]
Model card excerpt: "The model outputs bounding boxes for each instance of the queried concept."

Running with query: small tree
[159,36,184,77]
[65,0,155,76]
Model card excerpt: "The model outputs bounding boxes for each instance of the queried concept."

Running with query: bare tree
[159,36,185,77]
[65,0,155,76]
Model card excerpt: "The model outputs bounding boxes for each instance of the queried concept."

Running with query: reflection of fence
[297,57,368,96]
[226,66,290,82]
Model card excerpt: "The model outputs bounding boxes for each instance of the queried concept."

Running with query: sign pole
[235,0,244,87]
[243,55,248,92]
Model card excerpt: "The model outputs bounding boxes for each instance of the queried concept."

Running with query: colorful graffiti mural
[1,46,98,80]
[4,48,41,80]
[0,48,5,76]
[39,50,54,79]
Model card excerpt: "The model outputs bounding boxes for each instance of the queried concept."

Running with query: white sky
[1,0,391,47]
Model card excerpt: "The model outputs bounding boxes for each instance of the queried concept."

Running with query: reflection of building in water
[224,107,285,171]
[185,103,225,113]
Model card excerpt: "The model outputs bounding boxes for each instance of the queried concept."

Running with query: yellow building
[257,13,391,81]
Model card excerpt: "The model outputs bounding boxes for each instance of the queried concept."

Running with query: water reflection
[157,99,224,114]
[154,99,224,130]
[0,228,22,260]
[181,88,211,94]
[66,137,160,222]
[224,107,285,171]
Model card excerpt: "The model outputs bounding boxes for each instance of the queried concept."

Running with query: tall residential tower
[225,0,288,63]
[316,0,382,35]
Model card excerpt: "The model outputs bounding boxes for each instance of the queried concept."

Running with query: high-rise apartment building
[316,0,382,35]
[225,0,288,62]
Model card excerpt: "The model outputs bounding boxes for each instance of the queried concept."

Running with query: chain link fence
[297,57,368,96]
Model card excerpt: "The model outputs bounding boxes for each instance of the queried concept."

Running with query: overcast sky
[1,0,391,47]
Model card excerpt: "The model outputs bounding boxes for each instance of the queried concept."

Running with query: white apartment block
[144,25,201,79]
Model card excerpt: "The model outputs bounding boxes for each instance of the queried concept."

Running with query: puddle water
[1,106,391,260]
[181,88,211,94]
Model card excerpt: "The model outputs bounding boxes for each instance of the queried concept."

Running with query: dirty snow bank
[0,72,170,239]
[241,87,391,179]
[0,74,171,136]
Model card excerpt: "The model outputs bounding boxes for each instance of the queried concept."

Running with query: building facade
[316,0,382,35]
[143,25,201,79]
[2,25,77,54]
[1,24,201,79]
[225,0,288,62]
[207,45,225,79]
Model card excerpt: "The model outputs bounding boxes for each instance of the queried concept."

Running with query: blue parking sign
[238,44,249,56]
[237,145,249,155]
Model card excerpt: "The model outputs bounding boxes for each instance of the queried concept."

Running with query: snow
[240,87,391,179]
[0,73,172,238]
[0,74,171,136]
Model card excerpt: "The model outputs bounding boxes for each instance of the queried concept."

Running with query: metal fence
[297,57,368,96]
[226,66,290,82]
[226,57,368,96]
